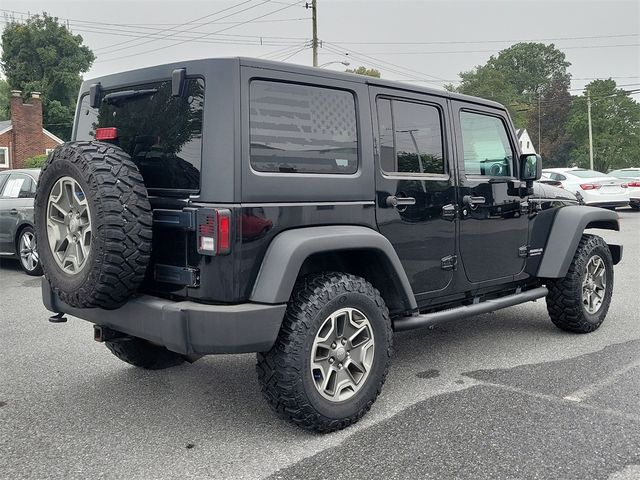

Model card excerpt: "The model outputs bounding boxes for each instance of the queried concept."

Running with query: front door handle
[9,209,18,215]
[462,195,486,207]
[386,196,416,208]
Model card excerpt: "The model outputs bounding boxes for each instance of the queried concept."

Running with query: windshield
[75,78,204,192]
[569,169,608,178]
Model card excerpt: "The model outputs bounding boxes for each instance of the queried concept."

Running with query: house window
[0,147,8,168]
[527,141,530,149]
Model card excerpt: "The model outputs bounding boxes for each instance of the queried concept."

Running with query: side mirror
[520,153,542,182]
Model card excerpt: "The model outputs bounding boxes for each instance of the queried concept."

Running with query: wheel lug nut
[338,363,343,369]
[329,357,335,364]
[341,338,346,345]
[331,342,336,349]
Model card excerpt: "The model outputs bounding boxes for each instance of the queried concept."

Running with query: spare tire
[35,141,152,309]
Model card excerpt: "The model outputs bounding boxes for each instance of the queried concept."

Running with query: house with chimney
[0,90,64,170]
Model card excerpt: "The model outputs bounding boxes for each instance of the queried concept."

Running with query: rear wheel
[105,336,185,370]
[546,234,613,333]
[257,273,393,432]
[17,226,42,276]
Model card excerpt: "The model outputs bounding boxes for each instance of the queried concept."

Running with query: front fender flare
[537,205,620,278]
[249,225,417,310]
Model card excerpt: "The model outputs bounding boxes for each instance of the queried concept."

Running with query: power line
[280,44,309,62]
[96,0,272,55]
[357,43,640,55]
[322,33,640,45]
[323,43,452,83]
[95,0,306,63]
[0,18,304,47]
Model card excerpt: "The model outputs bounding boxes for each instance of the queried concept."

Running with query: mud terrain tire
[35,141,152,309]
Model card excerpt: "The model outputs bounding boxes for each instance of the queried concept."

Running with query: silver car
[0,168,42,275]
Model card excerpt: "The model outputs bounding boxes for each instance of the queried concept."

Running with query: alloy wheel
[582,254,606,314]
[19,230,39,272]
[46,176,92,274]
[310,307,375,402]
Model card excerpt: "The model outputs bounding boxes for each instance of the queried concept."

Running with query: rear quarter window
[249,80,358,174]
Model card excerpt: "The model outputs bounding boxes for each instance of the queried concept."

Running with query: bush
[23,154,48,168]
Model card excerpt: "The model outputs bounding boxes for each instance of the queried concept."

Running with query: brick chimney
[10,91,45,169]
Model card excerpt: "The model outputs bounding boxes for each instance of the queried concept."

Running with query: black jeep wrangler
[36,58,622,432]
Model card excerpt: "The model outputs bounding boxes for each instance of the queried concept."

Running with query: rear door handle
[386,196,416,208]
[462,196,486,207]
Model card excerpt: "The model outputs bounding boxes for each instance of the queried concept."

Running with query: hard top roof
[81,56,506,111]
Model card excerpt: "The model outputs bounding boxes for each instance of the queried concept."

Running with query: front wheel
[257,273,393,432]
[546,234,614,333]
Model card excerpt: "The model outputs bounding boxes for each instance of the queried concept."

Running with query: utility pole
[587,89,594,170]
[538,94,541,156]
[306,1,318,67]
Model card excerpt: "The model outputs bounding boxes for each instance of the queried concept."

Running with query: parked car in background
[608,168,640,210]
[0,168,42,275]
[538,172,564,188]
[542,168,629,209]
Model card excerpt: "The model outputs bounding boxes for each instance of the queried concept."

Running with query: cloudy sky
[1,0,639,95]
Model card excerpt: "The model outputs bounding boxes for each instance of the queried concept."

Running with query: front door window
[460,112,513,178]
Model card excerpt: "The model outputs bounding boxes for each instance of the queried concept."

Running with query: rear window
[249,80,358,174]
[610,170,640,178]
[570,169,608,178]
[76,78,204,192]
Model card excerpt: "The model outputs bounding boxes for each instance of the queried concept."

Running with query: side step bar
[394,286,548,332]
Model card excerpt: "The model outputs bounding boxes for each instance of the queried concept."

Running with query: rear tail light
[627,181,640,187]
[95,127,118,141]
[580,183,602,190]
[621,183,628,188]
[197,209,232,256]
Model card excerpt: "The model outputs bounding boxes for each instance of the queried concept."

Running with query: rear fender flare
[249,225,417,310]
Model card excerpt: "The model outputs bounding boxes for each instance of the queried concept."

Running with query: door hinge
[441,255,458,271]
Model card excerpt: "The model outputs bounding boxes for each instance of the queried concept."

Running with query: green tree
[526,78,574,167]
[453,43,573,162]
[0,79,9,121]
[23,154,48,168]
[345,66,381,78]
[1,13,95,140]
[566,79,640,172]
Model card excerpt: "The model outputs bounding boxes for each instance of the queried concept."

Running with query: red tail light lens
[580,183,601,190]
[197,209,231,256]
[95,127,118,140]
[627,181,640,187]
[216,210,231,255]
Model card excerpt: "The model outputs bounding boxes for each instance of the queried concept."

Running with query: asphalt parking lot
[1,209,639,480]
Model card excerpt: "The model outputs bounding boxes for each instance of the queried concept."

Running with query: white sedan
[542,168,630,209]
[609,168,640,210]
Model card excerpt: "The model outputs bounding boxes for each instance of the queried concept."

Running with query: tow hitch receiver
[93,325,123,343]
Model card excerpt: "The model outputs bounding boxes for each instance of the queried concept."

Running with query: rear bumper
[41,279,285,355]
